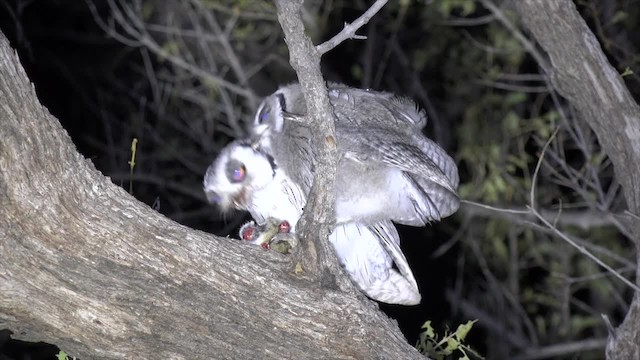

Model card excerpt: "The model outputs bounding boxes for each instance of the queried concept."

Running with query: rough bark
[0,31,422,359]
[512,1,640,359]
[273,0,343,287]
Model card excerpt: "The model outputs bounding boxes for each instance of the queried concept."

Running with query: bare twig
[512,338,606,360]
[446,290,532,350]
[460,200,620,230]
[529,129,640,293]
[477,0,550,72]
[316,0,388,55]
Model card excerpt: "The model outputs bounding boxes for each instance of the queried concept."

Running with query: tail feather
[330,221,421,306]
[359,269,421,306]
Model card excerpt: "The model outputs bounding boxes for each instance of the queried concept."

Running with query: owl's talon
[269,232,298,254]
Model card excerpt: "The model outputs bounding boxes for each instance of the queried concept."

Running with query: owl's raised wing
[338,125,460,223]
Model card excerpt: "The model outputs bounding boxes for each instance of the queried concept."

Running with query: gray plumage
[204,83,459,306]
[251,82,459,226]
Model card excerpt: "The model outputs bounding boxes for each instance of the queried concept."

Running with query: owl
[203,140,421,305]
[251,83,459,226]
[203,83,459,306]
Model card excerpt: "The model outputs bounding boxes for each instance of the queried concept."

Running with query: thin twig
[529,129,640,293]
[476,0,550,72]
[461,199,530,215]
[512,338,606,360]
[316,0,388,55]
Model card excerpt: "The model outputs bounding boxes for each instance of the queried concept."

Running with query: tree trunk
[0,31,422,359]
[512,1,640,358]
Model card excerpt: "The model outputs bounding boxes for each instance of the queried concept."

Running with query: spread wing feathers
[408,174,460,222]
[377,141,456,194]
[280,82,426,130]
[340,126,457,194]
[414,136,460,189]
[270,83,446,190]
[330,221,421,305]
[401,174,445,225]
[338,126,459,224]
[327,85,427,130]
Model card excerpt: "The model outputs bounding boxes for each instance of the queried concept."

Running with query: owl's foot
[268,232,298,254]
[239,218,296,254]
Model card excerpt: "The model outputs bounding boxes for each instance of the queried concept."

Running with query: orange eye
[232,165,246,182]
[226,160,247,183]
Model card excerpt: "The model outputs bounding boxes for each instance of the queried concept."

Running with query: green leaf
[502,111,521,133]
[461,0,476,16]
[421,320,436,338]
[621,67,634,77]
[141,1,154,21]
[611,11,628,25]
[445,337,460,353]
[505,92,527,106]
[455,320,477,341]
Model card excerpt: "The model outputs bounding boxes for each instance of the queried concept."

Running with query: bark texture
[512,1,640,359]
[0,31,422,359]
[274,0,343,287]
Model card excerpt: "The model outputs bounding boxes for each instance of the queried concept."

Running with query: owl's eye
[226,160,247,183]
[258,107,270,124]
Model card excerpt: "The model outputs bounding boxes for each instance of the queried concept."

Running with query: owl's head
[252,83,309,141]
[252,89,286,139]
[203,141,276,212]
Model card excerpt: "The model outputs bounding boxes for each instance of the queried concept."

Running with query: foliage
[56,350,75,360]
[416,320,483,360]
[429,2,632,358]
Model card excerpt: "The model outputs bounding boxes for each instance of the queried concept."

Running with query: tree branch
[0,30,421,359]
[461,200,622,230]
[272,0,342,284]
